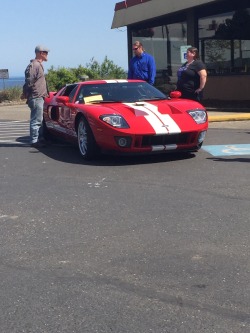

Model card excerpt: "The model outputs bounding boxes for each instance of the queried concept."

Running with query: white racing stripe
[105,79,128,83]
[125,102,181,134]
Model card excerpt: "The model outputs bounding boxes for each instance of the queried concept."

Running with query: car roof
[75,79,145,85]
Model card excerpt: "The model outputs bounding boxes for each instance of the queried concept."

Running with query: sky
[0,0,128,77]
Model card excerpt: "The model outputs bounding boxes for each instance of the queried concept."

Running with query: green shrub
[46,57,127,91]
[0,86,22,102]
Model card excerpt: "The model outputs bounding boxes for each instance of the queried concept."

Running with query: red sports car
[43,80,208,159]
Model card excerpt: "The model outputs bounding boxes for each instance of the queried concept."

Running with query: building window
[199,8,250,75]
[132,22,187,90]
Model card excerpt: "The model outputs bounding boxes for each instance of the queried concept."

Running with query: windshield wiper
[86,100,119,104]
[138,97,167,101]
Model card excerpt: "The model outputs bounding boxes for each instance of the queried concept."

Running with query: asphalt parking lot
[1,102,250,333]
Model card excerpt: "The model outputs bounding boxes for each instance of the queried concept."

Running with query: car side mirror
[56,96,70,104]
[170,91,182,99]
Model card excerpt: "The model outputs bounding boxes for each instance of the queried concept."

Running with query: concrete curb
[208,113,250,122]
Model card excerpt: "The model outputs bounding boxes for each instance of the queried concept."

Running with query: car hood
[81,99,207,134]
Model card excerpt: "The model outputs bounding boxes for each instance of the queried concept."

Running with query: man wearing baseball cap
[23,45,50,147]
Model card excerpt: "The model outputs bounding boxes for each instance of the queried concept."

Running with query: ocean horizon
[0,77,25,90]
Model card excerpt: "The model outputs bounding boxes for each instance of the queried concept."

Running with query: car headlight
[100,114,129,128]
[187,109,207,124]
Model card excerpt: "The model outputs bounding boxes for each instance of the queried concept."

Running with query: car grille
[140,132,194,147]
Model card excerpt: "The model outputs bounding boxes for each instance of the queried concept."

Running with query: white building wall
[112,0,220,28]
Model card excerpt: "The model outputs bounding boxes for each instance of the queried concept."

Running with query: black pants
[180,90,203,102]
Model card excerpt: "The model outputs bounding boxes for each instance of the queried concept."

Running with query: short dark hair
[187,47,200,60]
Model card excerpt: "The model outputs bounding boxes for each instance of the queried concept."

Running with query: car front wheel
[77,116,99,159]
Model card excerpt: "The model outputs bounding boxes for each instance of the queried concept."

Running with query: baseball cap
[35,45,50,53]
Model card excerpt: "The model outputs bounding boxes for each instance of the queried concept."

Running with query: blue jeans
[28,97,44,144]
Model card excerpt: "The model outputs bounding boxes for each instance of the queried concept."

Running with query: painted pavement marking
[0,120,29,144]
[202,144,250,157]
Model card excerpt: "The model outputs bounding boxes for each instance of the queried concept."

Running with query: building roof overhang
[112,0,221,28]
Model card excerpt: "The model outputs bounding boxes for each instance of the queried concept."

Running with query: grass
[0,86,23,103]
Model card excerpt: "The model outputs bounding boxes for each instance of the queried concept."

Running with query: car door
[57,85,79,137]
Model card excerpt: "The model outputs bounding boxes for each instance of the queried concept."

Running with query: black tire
[77,116,99,159]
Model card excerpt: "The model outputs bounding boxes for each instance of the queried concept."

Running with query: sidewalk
[0,103,30,121]
[0,102,250,122]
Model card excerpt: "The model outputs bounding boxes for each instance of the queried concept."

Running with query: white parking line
[0,120,29,144]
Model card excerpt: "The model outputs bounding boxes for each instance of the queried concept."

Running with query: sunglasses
[133,47,139,51]
[41,51,48,55]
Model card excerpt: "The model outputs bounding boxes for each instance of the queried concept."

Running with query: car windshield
[75,82,167,104]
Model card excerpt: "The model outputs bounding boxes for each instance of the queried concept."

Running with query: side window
[68,86,79,103]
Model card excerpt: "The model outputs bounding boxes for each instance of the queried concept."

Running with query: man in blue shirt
[128,41,156,85]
